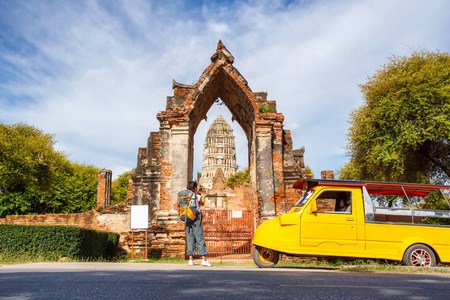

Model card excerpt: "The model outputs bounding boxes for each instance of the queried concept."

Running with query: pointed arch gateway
[131,42,305,255]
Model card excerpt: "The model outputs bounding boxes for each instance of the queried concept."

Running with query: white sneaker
[188,259,194,266]
[201,259,212,267]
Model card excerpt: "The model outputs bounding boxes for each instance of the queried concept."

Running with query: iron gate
[202,210,254,259]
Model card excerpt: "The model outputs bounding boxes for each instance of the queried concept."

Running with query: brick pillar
[272,122,285,215]
[158,123,172,212]
[169,125,190,212]
[256,125,275,218]
[97,169,112,209]
[321,170,334,180]
[293,147,305,173]
[127,178,133,201]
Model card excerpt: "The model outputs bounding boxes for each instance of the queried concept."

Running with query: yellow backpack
[177,190,198,223]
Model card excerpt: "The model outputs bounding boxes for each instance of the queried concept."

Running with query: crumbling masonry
[130,41,305,257]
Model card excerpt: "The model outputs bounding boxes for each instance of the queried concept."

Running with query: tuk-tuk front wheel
[253,246,279,268]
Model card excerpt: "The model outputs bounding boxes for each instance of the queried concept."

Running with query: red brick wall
[226,182,253,211]
[321,170,334,179]
[0,211,98,228]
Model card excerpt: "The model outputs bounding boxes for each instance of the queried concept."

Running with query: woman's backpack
[177,190,198,223]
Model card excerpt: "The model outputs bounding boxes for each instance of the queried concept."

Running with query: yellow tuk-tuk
[252,179,450,268]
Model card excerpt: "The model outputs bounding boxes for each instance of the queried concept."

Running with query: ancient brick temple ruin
[0,41,310,259]
[130,41,306,257]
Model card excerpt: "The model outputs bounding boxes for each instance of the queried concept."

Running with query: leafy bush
[226,167,250,186]
[45,162,99,214]
[0,224,119,260]
[0,123,65,194]
[258,105,274,113]
[111,170,133,205]
[0,122,99,216]
[304,165,315,178]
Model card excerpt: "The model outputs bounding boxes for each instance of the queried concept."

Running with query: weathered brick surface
[146,221,186,258]
[97,169,112,209]
[321,170,335,179]
[226,182,253,210]
[126,178,133,200]
[0,211,98,228]
[202,182,254,211]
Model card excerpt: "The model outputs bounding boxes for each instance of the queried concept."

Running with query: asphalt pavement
[1,262,450,299]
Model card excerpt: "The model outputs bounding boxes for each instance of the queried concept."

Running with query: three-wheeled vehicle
[252,178,450,268]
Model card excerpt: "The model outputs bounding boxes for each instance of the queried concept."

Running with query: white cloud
[1,0,449,180]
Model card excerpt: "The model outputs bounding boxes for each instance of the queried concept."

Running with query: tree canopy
[111,170,132,205]
[0,123,65,195]
[304,165,315,178]
[43,162,99,214]
[226,167,250,186]
[341,51,450,183]
[0,122,98,217]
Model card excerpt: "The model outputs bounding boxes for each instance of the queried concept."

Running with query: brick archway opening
[130,41,306,258]
[187,65,258,209]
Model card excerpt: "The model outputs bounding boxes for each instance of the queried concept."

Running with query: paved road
[1,262,450,299]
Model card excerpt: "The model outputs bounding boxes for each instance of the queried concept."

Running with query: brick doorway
[131,41,306,258]
[202,209,254,259]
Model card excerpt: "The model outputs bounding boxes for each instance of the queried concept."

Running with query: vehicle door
[301,189,358,249]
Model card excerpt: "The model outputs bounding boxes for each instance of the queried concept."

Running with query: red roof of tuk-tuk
[292,178,450,197]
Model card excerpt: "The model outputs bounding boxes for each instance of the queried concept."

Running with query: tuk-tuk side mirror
[309,199,318,213]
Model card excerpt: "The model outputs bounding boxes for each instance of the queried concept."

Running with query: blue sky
[1,0,450,179]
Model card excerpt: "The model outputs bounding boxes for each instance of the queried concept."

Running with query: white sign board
[130,205,149,229]
[232,210,243,218]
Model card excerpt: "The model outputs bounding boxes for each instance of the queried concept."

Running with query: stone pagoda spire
[198,115,237,189]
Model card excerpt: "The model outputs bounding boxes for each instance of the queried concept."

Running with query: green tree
[304,165,315,178]
[226,167,250,186]
[111,170,132,205]
[0,122,99,217]
[45,162,99,213]
[342,51,450,183]
[0,123,67,216]
[0,123,66,194]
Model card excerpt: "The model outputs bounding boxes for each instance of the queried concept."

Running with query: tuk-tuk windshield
[294,189,315,207]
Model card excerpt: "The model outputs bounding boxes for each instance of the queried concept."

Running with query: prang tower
[198,115,238,189]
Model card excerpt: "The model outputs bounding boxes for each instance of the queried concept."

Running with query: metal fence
[202,210,254,259]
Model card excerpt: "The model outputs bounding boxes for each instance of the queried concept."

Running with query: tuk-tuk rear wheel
[402,244,436,267]
[253,246,279,268]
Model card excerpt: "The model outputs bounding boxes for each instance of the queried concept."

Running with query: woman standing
[185,181,212,267]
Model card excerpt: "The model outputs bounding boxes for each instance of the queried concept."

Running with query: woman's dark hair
[187,181,197,192]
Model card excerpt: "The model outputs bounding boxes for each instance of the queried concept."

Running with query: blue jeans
[185,216,208,256]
